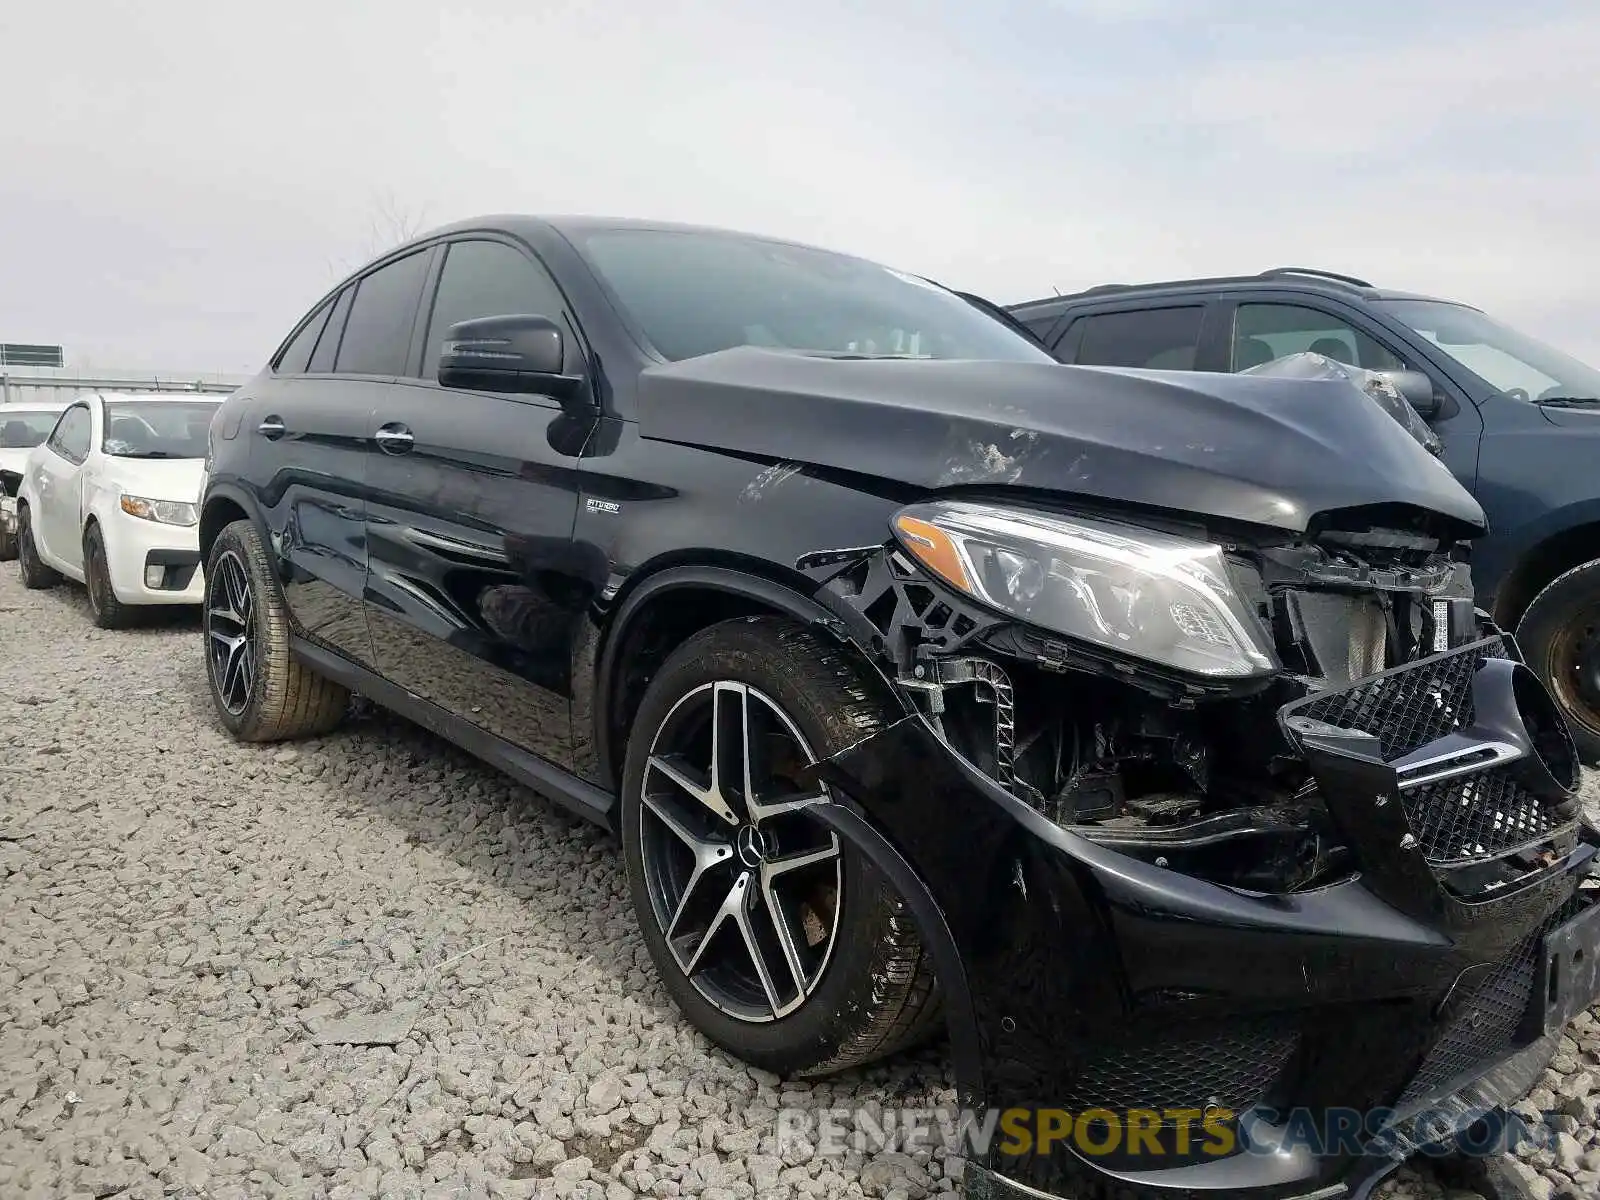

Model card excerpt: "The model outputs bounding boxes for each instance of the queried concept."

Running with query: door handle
[258,415,286,439]
[375,423,414,455]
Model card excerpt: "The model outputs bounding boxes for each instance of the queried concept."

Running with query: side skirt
[292,637,617,828]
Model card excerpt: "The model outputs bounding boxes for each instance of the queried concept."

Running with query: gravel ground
[2,566,1598,1200]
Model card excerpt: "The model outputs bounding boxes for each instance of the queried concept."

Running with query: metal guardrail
[0,373,244,405]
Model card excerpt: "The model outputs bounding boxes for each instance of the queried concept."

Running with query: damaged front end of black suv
[737,362,1600,1199]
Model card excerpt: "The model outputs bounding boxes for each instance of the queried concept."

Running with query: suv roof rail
[1010,266,1377,312]
[1258,266,1373,289]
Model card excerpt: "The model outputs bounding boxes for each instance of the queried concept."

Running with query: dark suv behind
[200,223,1598,1200]
[1010,269,1600,763]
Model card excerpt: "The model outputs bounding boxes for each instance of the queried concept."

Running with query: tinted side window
[335,250,431,377]
[421,240,572,380]
[1076,307,1204,369]
[49,405,92,462]
[1233,303,1404,372]
[275,298,334,375]
[309,286,355,374]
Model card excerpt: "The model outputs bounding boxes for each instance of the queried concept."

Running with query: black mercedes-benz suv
[199,217,1599,1200]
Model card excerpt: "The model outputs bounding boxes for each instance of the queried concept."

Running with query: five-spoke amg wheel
[1520,559,1600,765]
[202,518,349,742]
[622,616,941,1076]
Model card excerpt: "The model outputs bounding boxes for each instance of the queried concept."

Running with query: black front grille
[1402,768,1567,867]
[1396,892,1588,1108]
[1290,643,1478,761]
[1281,637,1577,871]
[1063,1016,1300,1118]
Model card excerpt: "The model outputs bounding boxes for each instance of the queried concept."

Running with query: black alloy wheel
[638,678,845,1022]
[620,617,943,1076]
[206,546,257,716]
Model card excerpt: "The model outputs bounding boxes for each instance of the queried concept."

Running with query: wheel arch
[592,555,900,804]
[1495,519,1600,631]
[198,485,257,566]
[594,561,837,799]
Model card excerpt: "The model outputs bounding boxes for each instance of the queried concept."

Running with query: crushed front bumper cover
[805,632,1600,1200]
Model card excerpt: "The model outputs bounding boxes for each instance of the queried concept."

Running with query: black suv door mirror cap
[438,314,586,402]
[1375,368,1442,418]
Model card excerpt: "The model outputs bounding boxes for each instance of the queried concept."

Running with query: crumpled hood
[635,347,1487,537]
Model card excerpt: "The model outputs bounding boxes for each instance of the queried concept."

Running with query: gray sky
[2,0,1596,374]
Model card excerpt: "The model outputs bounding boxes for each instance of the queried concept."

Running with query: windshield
[0,410,65,449]
[1376,299,1600,404]
[574,228,1054,364]
[102,401,221,458]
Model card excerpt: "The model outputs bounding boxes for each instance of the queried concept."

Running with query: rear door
[249,249,433,665]
[363,235,592,768]
[1051,301,1224,371]
[33,400,95,566]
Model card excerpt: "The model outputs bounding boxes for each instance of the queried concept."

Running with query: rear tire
[84,524,135,629]
[1517,560,1600,766]
[203,518,349,742]
[16,505,59,589]
[620,616,942,1077]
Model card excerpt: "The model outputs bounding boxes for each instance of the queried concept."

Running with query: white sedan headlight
[120,494,198,527]
[891,500,1278,678]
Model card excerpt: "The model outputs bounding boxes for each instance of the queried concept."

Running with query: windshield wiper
[112,450,183,459]
[1536,396,1600,408]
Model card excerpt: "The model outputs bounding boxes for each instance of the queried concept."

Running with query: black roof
[1010,267,1455,315]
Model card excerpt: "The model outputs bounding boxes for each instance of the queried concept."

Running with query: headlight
[120,494,198,526]
[891,500,1277,678]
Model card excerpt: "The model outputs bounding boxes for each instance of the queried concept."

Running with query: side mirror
[438,314,584,402]
[1376,369,1441,419]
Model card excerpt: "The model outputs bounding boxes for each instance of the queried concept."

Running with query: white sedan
[15,391,222,628]
[0,400,70,560]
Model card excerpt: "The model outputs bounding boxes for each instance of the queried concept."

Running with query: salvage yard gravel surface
[3,570,1599,1200]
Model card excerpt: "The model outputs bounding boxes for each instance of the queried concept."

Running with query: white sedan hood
[101,456,208,505]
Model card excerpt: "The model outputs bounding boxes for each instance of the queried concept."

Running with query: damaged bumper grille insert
[1281,635,1581,872]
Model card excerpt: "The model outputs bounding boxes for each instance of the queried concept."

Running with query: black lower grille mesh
[1063,1017,1300,1118]
[1289,643,1478,761]
[1397,892,1588,1108]
[1402,768,1567,867]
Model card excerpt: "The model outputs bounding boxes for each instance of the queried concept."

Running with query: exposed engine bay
[799,506,1488,897]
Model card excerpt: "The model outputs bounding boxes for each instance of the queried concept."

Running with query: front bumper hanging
[807,631,1599,1200]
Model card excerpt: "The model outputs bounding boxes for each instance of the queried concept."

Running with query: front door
[364,236,595,767]
[33,401,94,566]
[1222,298,1486,493]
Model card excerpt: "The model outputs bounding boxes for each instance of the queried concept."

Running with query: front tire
[84,524,135,629]
[16,505,60,589]
[620,616,942,1077]
[203,518,349,742]
[1518,560,1600,765]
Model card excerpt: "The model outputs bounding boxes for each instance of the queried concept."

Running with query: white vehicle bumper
[103,508,204,605]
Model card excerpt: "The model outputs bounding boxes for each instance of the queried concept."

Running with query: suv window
[335,250,431,377]
[275,297,334,375]
[1075,307,1204,370]
[49,404,92,463]
[422,240,572,381]
[1233,303,1404,372]
[309,286,355,374]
